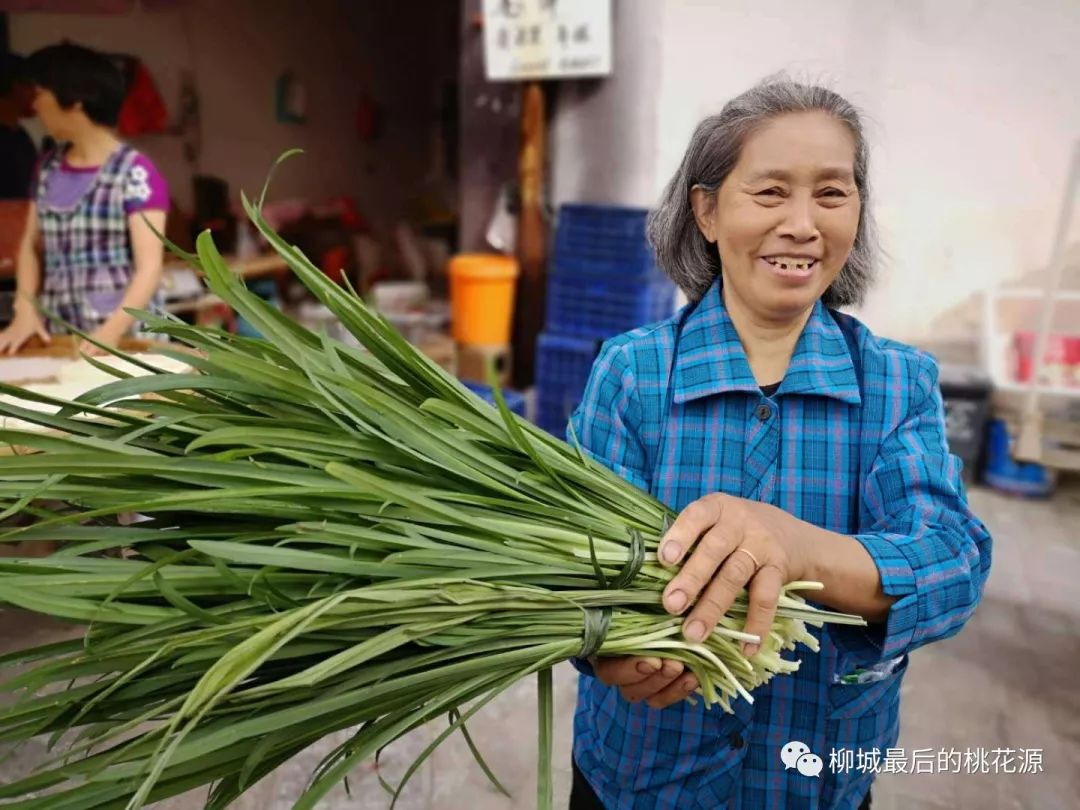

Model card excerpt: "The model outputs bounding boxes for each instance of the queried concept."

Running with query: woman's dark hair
[647,75,879,307]
[25,43,125,127]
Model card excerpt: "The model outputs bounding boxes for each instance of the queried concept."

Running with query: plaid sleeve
[567,338,650,492]
[831,355,993,666]
[566,337,650,678]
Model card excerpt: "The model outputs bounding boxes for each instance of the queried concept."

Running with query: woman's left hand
[81,317,129,356]
[658,493,814,656]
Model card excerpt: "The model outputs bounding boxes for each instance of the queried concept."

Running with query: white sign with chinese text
[482,0,612,82]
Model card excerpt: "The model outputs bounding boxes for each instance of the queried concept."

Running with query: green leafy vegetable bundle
[0,157,863,809]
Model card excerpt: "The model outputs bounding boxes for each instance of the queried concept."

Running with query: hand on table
[80,318,129,356]
[0,310,50,356]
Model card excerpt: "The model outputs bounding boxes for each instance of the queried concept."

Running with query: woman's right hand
[0,309,50,356]
[591,656,699,709]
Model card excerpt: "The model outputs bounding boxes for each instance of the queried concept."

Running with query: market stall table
[162,252,288,324]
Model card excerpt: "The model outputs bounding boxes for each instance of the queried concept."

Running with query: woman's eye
[819,187,847,198]
[756,188,784,197]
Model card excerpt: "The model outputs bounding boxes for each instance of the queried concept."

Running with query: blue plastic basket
[545,272,676,339]
[553,204,660,280]
[535,332,602,435]
[462,381,526,417]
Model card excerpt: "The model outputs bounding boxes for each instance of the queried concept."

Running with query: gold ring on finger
[733,546,761,572]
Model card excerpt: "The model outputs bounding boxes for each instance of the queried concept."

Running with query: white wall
[551,0,1080,343]
[9,0,457,230]
[550,0,664,209]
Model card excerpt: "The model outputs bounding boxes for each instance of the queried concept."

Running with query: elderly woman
[568,79,992,810]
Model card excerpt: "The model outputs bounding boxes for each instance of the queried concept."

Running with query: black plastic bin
[937,363,993,479]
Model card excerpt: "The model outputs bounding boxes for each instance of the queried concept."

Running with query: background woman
[0,43,168,354]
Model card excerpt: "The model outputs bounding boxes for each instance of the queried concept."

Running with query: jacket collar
[671,278,861,406]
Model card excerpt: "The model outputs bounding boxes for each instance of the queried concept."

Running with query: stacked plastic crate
[462,381,527,418]
[535,204,676,435]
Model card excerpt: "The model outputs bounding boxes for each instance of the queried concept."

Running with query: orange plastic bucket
[449,254,519,346]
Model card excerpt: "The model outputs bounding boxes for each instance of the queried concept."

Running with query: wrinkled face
[31,86,77,139]
[693,111,861,321]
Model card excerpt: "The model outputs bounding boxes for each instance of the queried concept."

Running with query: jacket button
[754,403,772,421]
[729,732,745,749]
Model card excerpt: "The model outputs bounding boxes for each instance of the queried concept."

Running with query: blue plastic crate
[462,381,526,417]
[553,204,661,280]
[545,272,676,340]
[537,390,583,436]
[535,332,602,435]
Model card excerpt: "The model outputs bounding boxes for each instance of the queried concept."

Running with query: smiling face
[691,110,861,322]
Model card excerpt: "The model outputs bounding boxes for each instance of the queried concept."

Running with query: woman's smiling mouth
[759,255,819,280]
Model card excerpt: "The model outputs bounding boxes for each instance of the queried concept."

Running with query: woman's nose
[777,196,819,242]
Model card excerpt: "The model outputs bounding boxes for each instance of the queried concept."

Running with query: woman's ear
[689,185,716,243]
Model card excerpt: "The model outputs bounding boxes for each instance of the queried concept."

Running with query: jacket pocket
[827,653,908,720]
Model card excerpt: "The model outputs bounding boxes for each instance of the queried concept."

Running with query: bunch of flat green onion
[0,155,865,809]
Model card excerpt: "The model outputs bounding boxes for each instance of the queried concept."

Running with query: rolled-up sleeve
[831,356,993,666]
[566,338,651,677]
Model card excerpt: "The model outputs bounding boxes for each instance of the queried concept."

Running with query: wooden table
[0,337,166,550]
[164,253,288,281]
[14,335,167,359]
[0,336,176,388]
[162,253,288,321]
[164,293,224,316]
[0,336,192,462]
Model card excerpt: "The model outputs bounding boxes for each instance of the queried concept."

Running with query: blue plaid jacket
[568,279,992,810]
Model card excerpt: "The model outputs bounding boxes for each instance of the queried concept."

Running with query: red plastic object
[1068,337,1080,386]
[320,246,348,284]
[1013,331,1034,383]
[324,196,367,232]
[1013,330,1079,385]
[117,61,168,137]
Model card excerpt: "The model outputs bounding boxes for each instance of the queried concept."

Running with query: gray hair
[647,76,879,306]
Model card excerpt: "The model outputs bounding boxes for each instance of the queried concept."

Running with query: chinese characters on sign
[827,747,1044,776]
[482,0,612,81]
